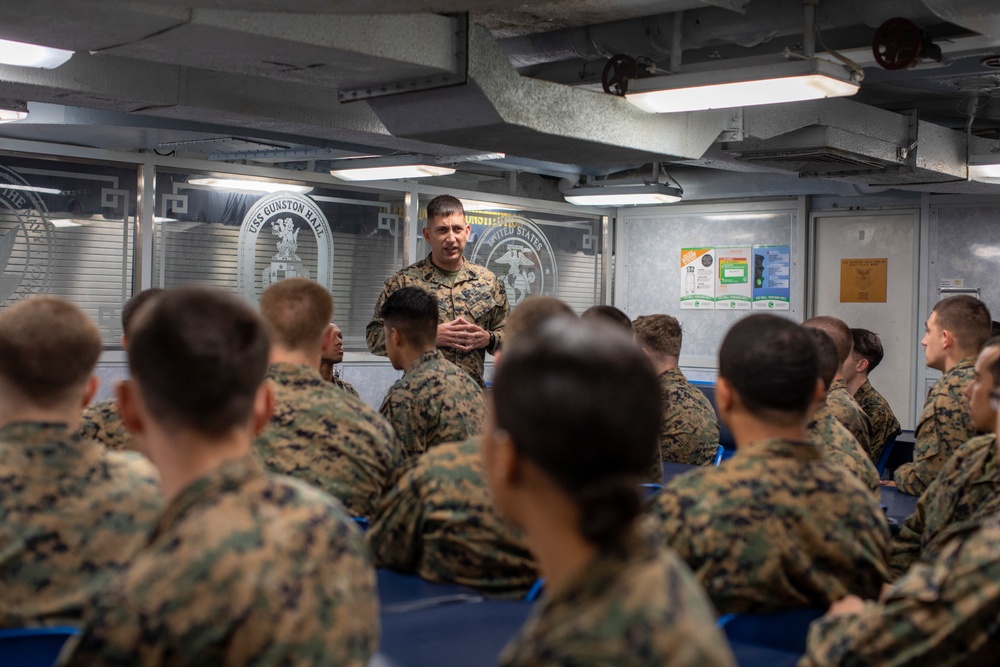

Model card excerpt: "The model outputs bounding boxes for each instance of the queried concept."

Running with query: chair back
[717,607,824,654]
[875,432,899,477]
[0,626,79,667]
[713,444,724,466]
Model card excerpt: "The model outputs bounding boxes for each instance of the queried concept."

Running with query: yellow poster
[840,258,888,303]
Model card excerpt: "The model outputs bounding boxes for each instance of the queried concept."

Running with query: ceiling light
[564,183,682,206]
[0,108,27,123]
[0,38,73,69]
[330,155,456,181]
[1,183,61,194]
[187,177,312,194]
[626,59,861,114]
[459,199,522,212]
[968,155,1000,181]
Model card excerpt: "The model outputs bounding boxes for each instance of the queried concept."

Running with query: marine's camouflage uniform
[656,368,719,467]
[331,374,361,399]
[889,434,1000,578]
[854,378,901,462]
[894,358,976,496]
[826,379,874,457]
[0,421,161,626]
[254,362,401,519]
[807,407,881,493]
[379,350,485,459]
[61,456,377,667]
[366,437,537,598]
[366,255,508,388]
[499,525,736,667]
[801,516,1000,667]
[79,398,136,452]
[651,437,891,615]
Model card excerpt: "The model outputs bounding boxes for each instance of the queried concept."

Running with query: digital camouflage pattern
[254,362,401,519]
[79,398,136,452]
[379,350,485,459]
[801,517,1000,667]
[331,374,361,399]
[854,378,901,462]
[826,379,873,457]
[894,358,977,496]
[0,421,161,627]
[366,255,509,388]
[61,455,378,667]
[656,369,720,467]
[499,525,736,667]
[366,437,537,598]
[807,408,881,493]
[888,434,1000,579]
[651,438,891,615]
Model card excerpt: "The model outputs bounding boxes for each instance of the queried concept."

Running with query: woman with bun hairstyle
[482,316,734,667]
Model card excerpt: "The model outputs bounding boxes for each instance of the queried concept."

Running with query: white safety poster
[715,246,752,310]
[680,247,716,310]
[751,244,791,310]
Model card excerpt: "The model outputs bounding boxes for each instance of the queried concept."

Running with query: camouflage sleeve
[887,490,929,579]
[366,468,425,571]
[802,523,1000,666]
[485,274,509,353]
[649,487,694,562]
[379,391,418,459]
[367,276,402,357]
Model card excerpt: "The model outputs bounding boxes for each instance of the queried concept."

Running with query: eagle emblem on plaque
[237,192,334,303]
[469,216,557,307]
[0,167,55,308]
[262,217,310,288]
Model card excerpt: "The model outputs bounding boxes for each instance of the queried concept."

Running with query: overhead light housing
[330,155,456,181]
[626,58,861,114]
[968,154,1000,181]
[0,182,61,194]
[459,199,523,212]
[187,177,312,194]
[0,38,73,69]
[564,183,683,206]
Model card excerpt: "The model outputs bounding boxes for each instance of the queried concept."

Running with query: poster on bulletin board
[715,246,752,310]
[751,245,791,310]
[840,258,888,303]
[680,247,716,309]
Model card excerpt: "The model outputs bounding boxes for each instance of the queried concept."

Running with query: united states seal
[469,216,558,307]
[0,166,55,307]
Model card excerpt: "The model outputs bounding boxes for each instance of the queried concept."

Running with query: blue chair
[875,432,899,477]
[525,578,545,602]
[713,444,724,466]
[352,516,370,531]
[0,626,79,667]
[717,607,824,654]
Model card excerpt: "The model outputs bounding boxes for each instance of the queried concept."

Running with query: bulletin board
[617,202,802,367]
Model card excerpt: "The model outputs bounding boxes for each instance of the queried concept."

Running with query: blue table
[377,569,483,613]
[662,461,698,483]
[880,485,919,531]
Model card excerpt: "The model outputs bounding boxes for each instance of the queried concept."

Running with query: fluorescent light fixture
[0,38,73,69]
[0,108,27,123]
[460,199,522,212]
[626,59,860,114]
[968,155,1000,181]
[330,155,455,181]
[564,183,682,206]
[0,183,61,194]
[187,177,312,194]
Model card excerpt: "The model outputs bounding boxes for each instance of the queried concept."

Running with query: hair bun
[575,477,642,548]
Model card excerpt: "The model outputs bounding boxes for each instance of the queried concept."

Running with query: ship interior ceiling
[3,1,1000,417]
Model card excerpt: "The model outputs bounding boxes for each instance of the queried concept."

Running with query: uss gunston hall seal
[469,216,558,307]
[237,191,334,302]
[0,166,55,307]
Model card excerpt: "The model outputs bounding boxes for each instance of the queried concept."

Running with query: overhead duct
[365,23,731,168]
[719,98,995,186]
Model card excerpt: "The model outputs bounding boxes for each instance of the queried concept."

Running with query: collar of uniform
[738,437,823,460]
[976,435,1000,481]
[948,357,976,376]
[657,368,686,383]
[418,254,480,285]
[154,454,265,537]
[407,349,444,376]
[829,378,849,394]
[855,378,873,398]
[0,421,100,463]
[266,361,325,386]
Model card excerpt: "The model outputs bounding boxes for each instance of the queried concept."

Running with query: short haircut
[505,296,574,344]
[128,287,270,436]
[492,317,659,548]
[633,314,682,357]
[806,327,839,390]
[719,314,818,418]
[581,305,632,333]
[803,316,852,365]
[933,296,992,354]
[259,278,333,351]
[426,194,464,222]
[121,288,164,338]
[379,286,438,348]
[0,296,101,406]
[851,328,885,373]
